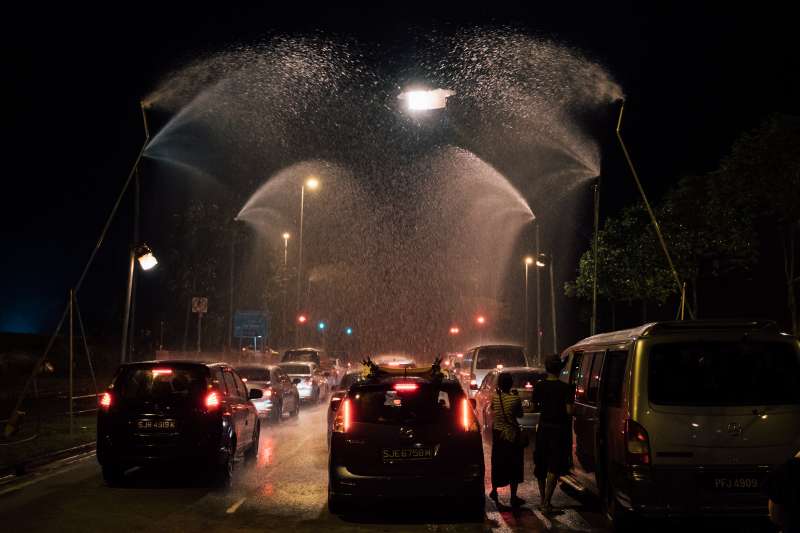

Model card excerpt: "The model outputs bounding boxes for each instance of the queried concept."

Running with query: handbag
[498,391,529,448]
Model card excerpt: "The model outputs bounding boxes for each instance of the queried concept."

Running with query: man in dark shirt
[768,452,800,533]
[531,355,575,513]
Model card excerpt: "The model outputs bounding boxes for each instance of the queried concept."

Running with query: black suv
[97,361,261,486]
[328,375,485,515]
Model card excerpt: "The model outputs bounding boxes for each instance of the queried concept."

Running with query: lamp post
[295,177,319,346]
[121,244,158,363]
[535,222,542,365]
[282,232,290,345]
[524,256,533,358]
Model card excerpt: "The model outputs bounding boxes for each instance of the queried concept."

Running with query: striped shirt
[492,391,523,442]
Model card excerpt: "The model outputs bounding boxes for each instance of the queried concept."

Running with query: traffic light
[318,321,326,331]
[449,326,460,335]
[297,314,308,324]
[345,327,353,336]
[476,315,486,325]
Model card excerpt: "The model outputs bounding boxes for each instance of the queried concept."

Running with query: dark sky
[2,2,798,335]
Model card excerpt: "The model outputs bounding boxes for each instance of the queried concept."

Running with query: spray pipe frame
[3,101,152,437]
[616,100,693,320]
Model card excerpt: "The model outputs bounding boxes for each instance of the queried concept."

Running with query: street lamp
[282,232,291,267]
[121,243,158,363]
[398,88,455,112]
[524,256,534,357]
[536,253,558,354]
[296,176,320,346]
[281,231,291,345]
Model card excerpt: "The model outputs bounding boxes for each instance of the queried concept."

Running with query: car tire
[313,389,320,404]
[291,396,300,418]
[327,492,349,514]
[270,401,282,424]
[604,480,638,532]
[101,463,125,486]
[214,440,235,488]
[245,422,260,465]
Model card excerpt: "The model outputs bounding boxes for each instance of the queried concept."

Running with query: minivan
[559,320,800,526]
[457,344,528,398]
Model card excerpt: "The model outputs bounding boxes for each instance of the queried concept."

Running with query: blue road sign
[234,310,268,339]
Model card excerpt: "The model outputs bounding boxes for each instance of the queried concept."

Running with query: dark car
[235,364,300,423]
[327,369,366,445]
[97,361,261,487]
[328,376,485,516]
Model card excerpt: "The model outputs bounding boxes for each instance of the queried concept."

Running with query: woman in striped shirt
[489,372,526,507]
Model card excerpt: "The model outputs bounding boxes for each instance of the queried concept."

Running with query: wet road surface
[0,402,775,532]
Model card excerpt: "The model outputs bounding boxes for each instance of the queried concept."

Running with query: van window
[648,341,800,406]
[602,350,628,407]
[576,352,593,401]
[568,352,584,385]
[475,346,526,369]
[586,352,605,404]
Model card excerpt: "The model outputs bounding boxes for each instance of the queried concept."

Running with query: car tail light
[333,398,351,433]
[460,398,478,432]
[205,391,221,410]
[469,374,478,390]
[151,368,173,377]
[625,419,651,466]
[99,392,112,410]
[524,382,533,389]
[265,388,272,398]
[393,383,418,392]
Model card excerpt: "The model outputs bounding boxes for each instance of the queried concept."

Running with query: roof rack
[361,356,444,382]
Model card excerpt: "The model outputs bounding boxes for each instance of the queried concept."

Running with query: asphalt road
[0,402,776,532]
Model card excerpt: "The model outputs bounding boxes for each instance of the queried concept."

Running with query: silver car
[474,367,547,436]
[457,344,529,399]
[559,320,800,527]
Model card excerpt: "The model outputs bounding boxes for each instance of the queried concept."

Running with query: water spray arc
[615,101,693,320]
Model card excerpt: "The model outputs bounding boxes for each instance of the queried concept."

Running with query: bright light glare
[282,232,291,240]
[151,368,173,377]
[138,252,158,271]
[305,176,320,190]
[525,256,534,265]
[536,260,546,268]
[398,88,455,111]
[394,383,419,392]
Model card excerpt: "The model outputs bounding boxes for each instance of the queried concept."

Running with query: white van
[559,321,800,527]
[457,344,528,399]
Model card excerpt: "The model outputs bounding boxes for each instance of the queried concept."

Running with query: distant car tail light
[264,388,272,398]
[99,392,112,410]
[625,419,651,466]
[524,382,533,389]
[469,374,478,390]
[460,398,478,432]
[151,368,173,377]
[333,398,351,433]
[393,383,418,392]
[205,391,221,410]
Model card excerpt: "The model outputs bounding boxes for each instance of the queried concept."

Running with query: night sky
[3,2,798,337]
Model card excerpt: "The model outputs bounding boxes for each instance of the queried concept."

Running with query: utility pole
[591,181,600,336]
[549,256,557,353]
[535,222,541,365]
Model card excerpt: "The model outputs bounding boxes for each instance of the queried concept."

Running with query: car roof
[350,376,461,389]
[496,366,546,373]
[285,347,322,353]
[126,360,222,368]
[467,344,524,351]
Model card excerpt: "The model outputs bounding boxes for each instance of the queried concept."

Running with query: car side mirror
[292,378,301,385]
[469,398,477,410]
[248,388,264,400]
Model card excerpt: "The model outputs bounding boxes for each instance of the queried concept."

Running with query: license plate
[136,419,176,430]
[382,448,433,462]
[704,474,761,492]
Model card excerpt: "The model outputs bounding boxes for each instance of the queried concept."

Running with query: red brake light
[525,382,533,389]
[469,374,478,390]
[393,383,419,392]
[205,391,220,410]
[460,398,478,432]
[99,392,112,409]
[333,398,351,433]
[625,419,651,466]
[151,368,173,377]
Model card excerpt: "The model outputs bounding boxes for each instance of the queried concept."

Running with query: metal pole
[295,185,305,347]
[282,235,289,345]
[616,101,693,319]
[197,312,202,353]
[121,247,135,364]
[69,288,74,437]
[591,182,600,336]
[129,170,140,360]
[550,257,557,353]
[524,262,529,359]
[535,223,541,365]
[228,228,235,353]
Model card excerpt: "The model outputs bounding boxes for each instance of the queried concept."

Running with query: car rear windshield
[280,364,312,375]
[339,372,364,390]
[648,341,800,406]
[235,367,270,382]
[350,383,463,425]
[115,365,208,402]
[475,347,526,369]
[510,371,547,389]
[282,350,320,364]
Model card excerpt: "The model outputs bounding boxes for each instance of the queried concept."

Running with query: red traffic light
[449,326,460,335]
[476,315,486,325]
[297,314,308,324]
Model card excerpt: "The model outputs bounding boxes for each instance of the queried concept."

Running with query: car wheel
[245,422,260,465]
[291,395,300,417]
[270,401,282,424]
[604,480,638,532]
[328,492,350,514]
[214,440,235,488]
[313,388,320,404]
[101,463,125,487]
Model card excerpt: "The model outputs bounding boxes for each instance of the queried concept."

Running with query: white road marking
[0,453,96,497]
[225,497,247,514]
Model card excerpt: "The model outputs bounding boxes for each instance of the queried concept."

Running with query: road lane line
[0,454,95,497]
[226,497,247,514]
